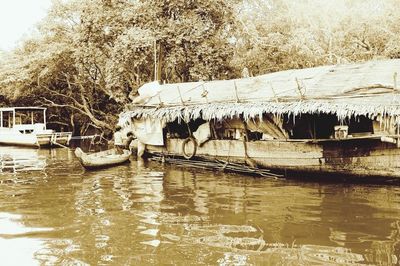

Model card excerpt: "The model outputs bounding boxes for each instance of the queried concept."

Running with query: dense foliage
[233,0,400,75]
[0,0,400,133]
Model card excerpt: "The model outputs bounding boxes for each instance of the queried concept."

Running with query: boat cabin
[0,107,72,148]
[0,107,47,134]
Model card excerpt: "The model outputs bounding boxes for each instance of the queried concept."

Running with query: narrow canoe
[74,147,131,169]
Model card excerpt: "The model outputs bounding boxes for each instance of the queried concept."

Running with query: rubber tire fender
[182,137,197,159]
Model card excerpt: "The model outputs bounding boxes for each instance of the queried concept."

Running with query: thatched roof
[120,59,400,124]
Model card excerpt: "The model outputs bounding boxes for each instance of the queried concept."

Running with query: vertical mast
[154,39,157,81]
[43,109,47,129]
[12,109,15,128]
[157,42,163,81]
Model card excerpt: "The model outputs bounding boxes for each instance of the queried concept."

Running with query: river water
[0,146,399,265]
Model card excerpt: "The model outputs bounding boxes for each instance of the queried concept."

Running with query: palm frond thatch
[120,59,400,124]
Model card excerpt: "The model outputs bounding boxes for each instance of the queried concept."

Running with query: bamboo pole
[154,39,157,81]
[269,82,279,102]
[157,42,163,81]
[51,140,69,149]
[234,81,240,103]
[201,84,209,104]
[149,154,283,178]
[43,109,47,129]
[295,78,306,99]
[177,86,185,105]
[12,110,15,128]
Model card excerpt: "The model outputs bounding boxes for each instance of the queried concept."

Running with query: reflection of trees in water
[71,166,139,265]
[160,166,400,264]
[163,166,323,238]
[0,153,399,265]
[321,186,400,265]
[161,167,302,262]
[68,160,167,264]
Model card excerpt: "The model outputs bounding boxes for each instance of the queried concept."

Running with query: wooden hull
[146,138,400,179]
[0,129,71,148]
[0,138,39,147]
[74,148,131,169]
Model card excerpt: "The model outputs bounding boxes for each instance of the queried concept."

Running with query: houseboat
[0,107,72,148]
[119,59,400,179]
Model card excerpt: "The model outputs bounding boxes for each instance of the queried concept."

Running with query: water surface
[0,147,399,265]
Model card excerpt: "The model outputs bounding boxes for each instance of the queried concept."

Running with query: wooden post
[241,120,256,168]
[157,42,163,81]
[158,94,163,106]
[186,122,192,136]
[154,39,157,81]
[31,111,34,124]
[177,86,185,105]
[201,84,209,104]
[397,120,400,148]
[43,109,47,129]
[12,109,15,128]
[313,119,316,140]
[295,78,306,99]
[269,82,279,102]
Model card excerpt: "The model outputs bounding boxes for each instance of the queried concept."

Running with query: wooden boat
[0,107,72,148]
[120,59,400,180]
[74,147,131,169]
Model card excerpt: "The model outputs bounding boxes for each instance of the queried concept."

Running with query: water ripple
[0,148,398,265]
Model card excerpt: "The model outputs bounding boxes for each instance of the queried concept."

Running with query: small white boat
[0,107,72,148]
[74,147,131,169]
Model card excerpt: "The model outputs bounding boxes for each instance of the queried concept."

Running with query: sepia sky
[0,0,52,51]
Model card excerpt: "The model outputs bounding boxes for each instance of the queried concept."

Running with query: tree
[0,0,237,133]
[4,0,399,134]
[233,0,400,75]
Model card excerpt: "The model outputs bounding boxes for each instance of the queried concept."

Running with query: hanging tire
[182,137,197,159]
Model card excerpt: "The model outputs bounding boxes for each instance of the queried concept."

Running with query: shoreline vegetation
[1,0,400,137]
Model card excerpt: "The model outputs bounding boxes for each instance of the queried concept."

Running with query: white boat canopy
[0,107,47,128]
